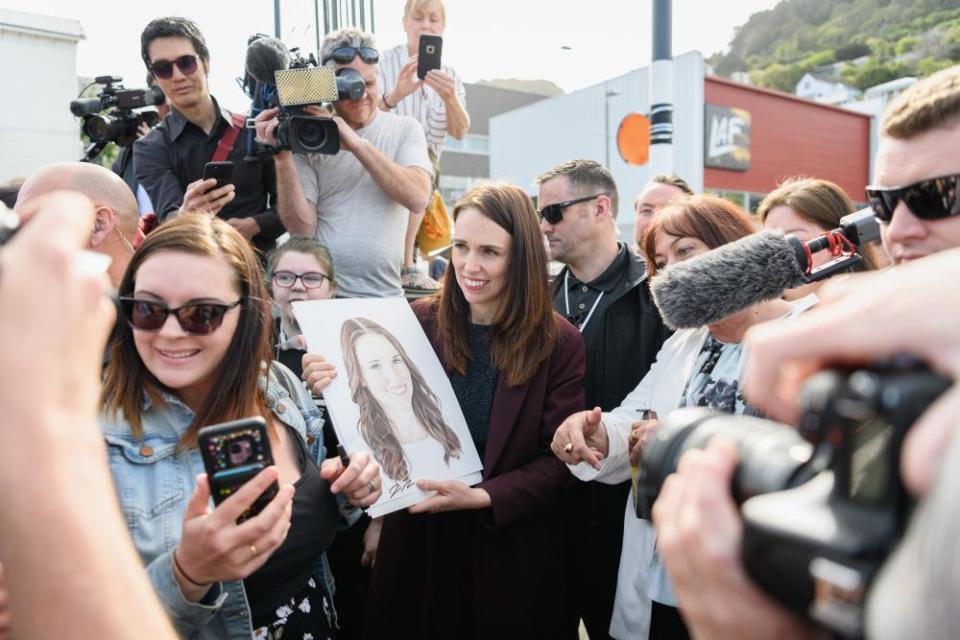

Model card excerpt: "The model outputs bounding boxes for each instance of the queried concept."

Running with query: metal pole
[331,0,339,30]
[315,0,321,52]
[650,0,674,175]
[323,0,330,34]
[359,0,366,30]
[370,0,375,32]
[274,0,281,37]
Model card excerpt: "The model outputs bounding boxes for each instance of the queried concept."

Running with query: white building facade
[489,51,705,242]
[0,9,85,182]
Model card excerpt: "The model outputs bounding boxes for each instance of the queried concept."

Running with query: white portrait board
[293,298,483,517]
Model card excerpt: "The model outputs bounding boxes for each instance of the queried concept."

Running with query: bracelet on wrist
[382,91,396,109]
[173,545,209,588]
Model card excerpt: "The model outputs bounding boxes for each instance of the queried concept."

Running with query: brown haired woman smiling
[100,215,381,639]
[304,183,586,639]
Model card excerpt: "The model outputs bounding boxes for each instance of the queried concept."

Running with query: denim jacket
[100,362,340,639]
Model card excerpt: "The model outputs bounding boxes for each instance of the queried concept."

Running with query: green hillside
[709,0,960,92]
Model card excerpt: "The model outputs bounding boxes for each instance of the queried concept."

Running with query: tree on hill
[709,0,960,92]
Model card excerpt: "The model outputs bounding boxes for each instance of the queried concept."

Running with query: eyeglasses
[323,47,379,65]
[149,54,200,80]
[865,174,960,223]
[272,271,332,289]
[119,297,241,335]
[537,193,608,225]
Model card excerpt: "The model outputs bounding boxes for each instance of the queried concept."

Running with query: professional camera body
[70,76,165,161]
[242,36,365,155]
[638,362,951,638]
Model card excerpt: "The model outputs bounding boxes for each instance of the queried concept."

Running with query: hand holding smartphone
[417,34,443,80]
[202,161,234,190]
[198,417,279,524]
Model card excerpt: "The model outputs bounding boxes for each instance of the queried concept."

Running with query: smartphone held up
[198,416,279,523]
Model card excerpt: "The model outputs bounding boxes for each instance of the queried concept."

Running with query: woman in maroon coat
[303,183,586,638]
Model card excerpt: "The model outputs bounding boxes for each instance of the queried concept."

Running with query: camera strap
[211,113,246,162]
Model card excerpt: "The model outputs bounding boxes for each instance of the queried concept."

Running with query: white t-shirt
[294,111,432,298]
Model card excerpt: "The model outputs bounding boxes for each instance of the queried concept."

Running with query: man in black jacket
[536,159,672,639]
[134,17,284,254]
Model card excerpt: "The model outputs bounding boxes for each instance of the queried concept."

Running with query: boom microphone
[245,36,290,86]
[651,209,880,329]
[651,230,809,330]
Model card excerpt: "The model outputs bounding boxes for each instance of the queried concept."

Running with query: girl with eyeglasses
[100,215,381,640]
[304,183,586,638]
[264,238,379,640]
[265,237,337,374]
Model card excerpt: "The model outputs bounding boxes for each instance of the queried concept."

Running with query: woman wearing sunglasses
[100,215,381,640]
[304,183,586,639]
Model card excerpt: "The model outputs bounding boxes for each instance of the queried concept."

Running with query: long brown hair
[642,195,758,277]
[340,317,461,483]
[436,182,557,387]
[756,177,880,271]
[102,215,273,447]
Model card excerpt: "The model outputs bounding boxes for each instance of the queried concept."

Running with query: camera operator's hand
[743,249,960,495]
[302,352,338,395]
[301,105,364,154]
[174,468,295,601]
[628,418,661,467]
[178,178,235,217]
[253,107,282,149]
[137,121,153,139]
[551,407,608,470]
[384,56,421,108]
[653,439,826,640]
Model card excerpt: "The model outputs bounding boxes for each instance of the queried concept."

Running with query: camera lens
[296,120,327,152]
[636,408,815,517]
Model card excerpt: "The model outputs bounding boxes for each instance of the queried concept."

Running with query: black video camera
[637,362,951,638]
[242,36,365,155]
[70,76,165,160]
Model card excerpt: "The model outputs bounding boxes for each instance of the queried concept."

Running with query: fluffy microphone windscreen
[650,230,807,330]
[246,37,290,85]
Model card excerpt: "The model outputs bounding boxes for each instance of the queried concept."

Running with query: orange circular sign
[617,113,651,166]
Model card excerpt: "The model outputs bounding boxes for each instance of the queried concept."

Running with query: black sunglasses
[272,271,332,289]
[149,54,199,80]
[537,193,608,225]
[119,297,241,335]
[865,173,960,223]
[323,46,379,65]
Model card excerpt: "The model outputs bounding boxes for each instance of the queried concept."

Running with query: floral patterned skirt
[252,577,336,640]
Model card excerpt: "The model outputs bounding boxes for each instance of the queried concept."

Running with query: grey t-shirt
[294,111,432,298]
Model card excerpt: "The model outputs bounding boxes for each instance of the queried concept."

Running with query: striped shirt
[377,44,467,157]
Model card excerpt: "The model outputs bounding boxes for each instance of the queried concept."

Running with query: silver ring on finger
[249,544,259,559]
[563,442,574,454]
[367,480,376,495]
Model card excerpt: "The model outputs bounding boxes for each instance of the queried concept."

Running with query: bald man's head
[17,162,139,236]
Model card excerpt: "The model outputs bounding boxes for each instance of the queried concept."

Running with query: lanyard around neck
[564,270,604,334]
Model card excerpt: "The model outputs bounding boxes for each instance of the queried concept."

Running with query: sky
[2,0,782,110]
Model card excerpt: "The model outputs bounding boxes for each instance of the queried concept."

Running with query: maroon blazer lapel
[481,373,529,478]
